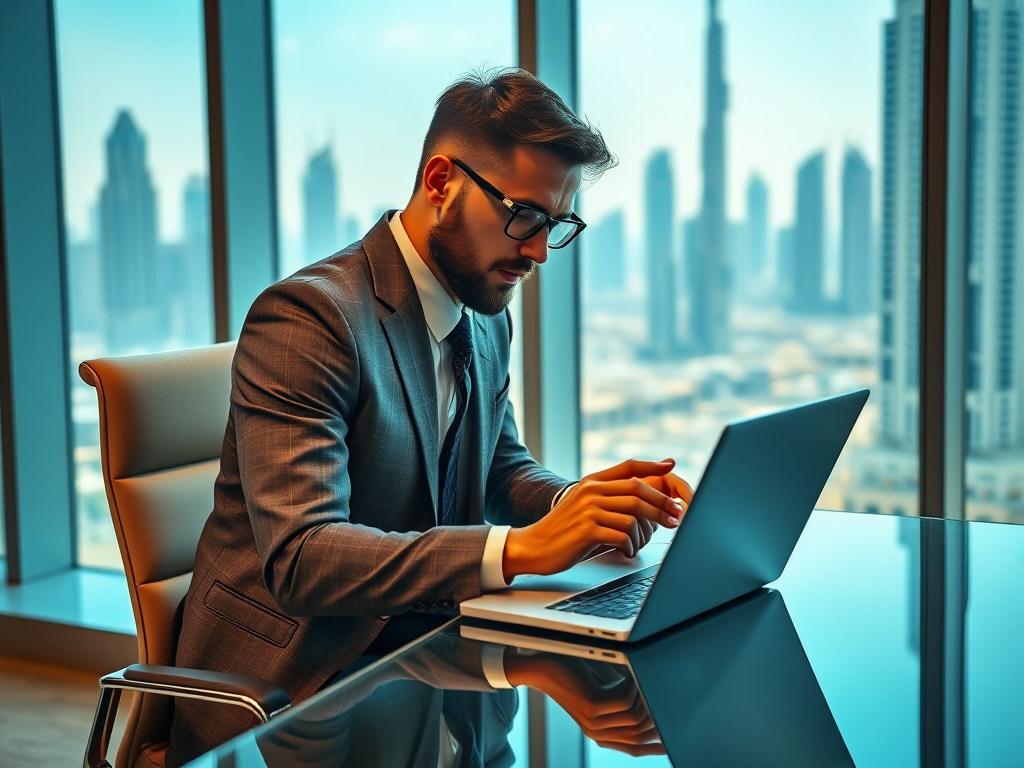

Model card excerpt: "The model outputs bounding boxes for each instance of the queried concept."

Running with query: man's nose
[519,228,549,265]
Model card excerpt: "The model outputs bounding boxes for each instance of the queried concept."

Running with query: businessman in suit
[167,68,691,763]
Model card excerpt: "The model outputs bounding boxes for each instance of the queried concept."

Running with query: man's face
[426,144,580,316]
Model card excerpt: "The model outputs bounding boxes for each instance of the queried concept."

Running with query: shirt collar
[388,210,463,343]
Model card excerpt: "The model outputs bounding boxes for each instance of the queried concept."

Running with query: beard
[427,186,535,316]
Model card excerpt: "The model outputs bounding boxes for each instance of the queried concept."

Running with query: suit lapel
[364,215,440,511]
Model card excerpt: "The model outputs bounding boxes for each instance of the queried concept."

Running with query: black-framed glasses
[451,158,586,249]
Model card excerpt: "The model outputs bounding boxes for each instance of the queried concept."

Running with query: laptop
[461,589,854,768]
[460,389,869,641]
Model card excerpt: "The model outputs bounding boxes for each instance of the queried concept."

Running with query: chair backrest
[79,342,235,768]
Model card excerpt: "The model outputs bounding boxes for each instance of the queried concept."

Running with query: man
[169,68,691,761]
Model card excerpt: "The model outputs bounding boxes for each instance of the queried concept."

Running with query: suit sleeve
[233,277,491,617]
[483,309,570,527]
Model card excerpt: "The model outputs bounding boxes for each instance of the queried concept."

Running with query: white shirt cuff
[551,482,577,510]
[480,525,512,591]
[480,643,513,689]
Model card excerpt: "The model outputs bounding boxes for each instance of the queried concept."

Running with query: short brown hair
[414,67,616,190]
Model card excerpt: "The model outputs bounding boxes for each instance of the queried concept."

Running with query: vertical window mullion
[0,0,76,583]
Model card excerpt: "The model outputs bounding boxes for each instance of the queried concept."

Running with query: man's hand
[503,650,664,757]
[502,459,694,581]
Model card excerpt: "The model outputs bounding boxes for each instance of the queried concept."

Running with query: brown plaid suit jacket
[167,214,565,762]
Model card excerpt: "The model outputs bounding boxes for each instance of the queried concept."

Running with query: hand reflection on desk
[501,648,663,757]
[225,635,654,768]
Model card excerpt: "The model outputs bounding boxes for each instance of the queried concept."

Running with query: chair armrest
[118,664,292,719]
[85,665,291,768]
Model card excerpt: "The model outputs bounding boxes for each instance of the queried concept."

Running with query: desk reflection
[185,590,849,768]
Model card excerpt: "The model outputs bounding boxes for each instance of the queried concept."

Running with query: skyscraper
[179,176,213,345]
[689,0,731,355]
[645,150,677,358]
[786,151,826,314]
[99,110,160,352]
[776,226,794,304]
[846,0,924,518]
[303,146,338,264]
[746,173,769,283]
[965,0,1024,456]
[585,210,626,296]
[878,0,924,448]
[840,148,874,315]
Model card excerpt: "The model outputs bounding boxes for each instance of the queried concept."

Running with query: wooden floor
[0,656,128,767]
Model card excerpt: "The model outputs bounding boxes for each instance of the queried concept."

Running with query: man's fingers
[591,512,642,556]
[588,479,683,525]
[663,473,695,505]
[588,458,675,483]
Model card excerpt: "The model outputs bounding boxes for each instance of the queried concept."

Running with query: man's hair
[414,67,616,191]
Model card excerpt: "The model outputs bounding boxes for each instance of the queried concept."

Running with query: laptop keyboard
[549,574,656,620]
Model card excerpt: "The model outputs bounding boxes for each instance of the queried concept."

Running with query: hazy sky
[55,0,894,252]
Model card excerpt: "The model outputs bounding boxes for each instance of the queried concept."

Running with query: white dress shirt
[388,212,512,591]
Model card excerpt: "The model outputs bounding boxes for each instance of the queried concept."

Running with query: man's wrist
[502,527,533,582]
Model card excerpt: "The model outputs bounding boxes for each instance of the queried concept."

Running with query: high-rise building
[776,225,794,305]
[689,0,730,355]
[786,151,826,314]
[98,110,160,352]
[585,210,626,296]
[847,0,924,518]
[645,150,677,358]
[746,173,769,284]
[965,0,1024,457]
[303,146,338,263]
[178,176,213,345]
[878,0,925,449]
[841,148,874,314]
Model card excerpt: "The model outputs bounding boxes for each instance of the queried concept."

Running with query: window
[578,0,921,514]
[55,0,213,568]
[964,0,1024,524]
[273,1,515,276]
[272,0,525,421]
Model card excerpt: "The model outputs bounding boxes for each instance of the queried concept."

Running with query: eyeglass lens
[508,208,579,247]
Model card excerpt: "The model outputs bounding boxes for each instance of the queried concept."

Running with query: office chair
[79,343,290,768]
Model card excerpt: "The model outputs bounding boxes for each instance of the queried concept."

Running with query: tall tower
[841,147,874,314]
[746,173,769,284]
[645,150,677,358]
[180,176,213,344]
[879,0,925,448]
[689,0,730,354]
[303,146,338,263]
[787,151,826,313]
[966,0,1024,455]
[585,210,626,296]
[99,110,160,352]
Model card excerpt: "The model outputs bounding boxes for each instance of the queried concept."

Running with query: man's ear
[422,155,457,210]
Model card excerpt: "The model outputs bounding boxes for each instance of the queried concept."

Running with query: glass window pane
[56,0,213,568]
[579,0,922,515]
[273,1,515,277]
[273,1,524,423]
[964,1,1024,524]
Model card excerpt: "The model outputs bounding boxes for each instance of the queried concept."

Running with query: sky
[54,0,894,256]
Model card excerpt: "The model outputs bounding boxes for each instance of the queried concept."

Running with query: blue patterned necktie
[438,311,473,526]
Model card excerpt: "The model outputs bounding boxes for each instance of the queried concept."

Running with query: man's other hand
[502,459,694,580]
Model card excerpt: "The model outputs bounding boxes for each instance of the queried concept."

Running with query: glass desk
[182,511,1024,767]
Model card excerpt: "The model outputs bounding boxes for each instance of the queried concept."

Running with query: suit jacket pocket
[493,376,511,407]
[204,580,298,648]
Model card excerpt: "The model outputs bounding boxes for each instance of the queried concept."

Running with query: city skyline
[55,1,891,246]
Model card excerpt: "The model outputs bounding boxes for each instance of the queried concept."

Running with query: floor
[0,656,129,767]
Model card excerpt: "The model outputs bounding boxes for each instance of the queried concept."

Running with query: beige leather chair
[79,343,289,768]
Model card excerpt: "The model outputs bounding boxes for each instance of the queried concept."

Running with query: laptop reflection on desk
[462,588,854,768]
